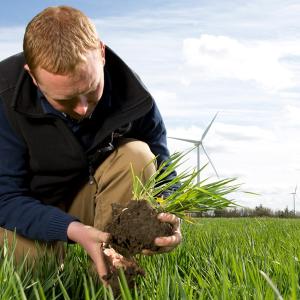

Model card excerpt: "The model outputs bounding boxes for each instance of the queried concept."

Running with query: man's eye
[62,97,76,102]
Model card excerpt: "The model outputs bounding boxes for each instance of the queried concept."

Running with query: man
[0,6,181,283]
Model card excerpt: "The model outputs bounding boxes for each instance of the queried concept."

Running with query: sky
[0,0,299,210]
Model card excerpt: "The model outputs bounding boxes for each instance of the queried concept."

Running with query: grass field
[1,218,300,299]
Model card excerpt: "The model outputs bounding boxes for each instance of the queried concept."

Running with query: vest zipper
[88,165,96,185]
[88,132,115,185]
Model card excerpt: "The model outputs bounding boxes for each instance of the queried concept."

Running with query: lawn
[1,218,300,299]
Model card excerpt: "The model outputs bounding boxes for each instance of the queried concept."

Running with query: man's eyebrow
[52,93,79,101]
[53,85,97,101]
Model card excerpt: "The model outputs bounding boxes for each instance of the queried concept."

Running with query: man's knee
[116,139,156,179]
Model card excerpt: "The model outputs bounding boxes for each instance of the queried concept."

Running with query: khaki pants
[0,139,156,261]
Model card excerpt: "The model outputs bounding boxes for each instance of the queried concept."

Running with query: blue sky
[0,0,178,25]
[1,1,300,210]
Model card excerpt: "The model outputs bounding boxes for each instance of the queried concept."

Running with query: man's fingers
[157,213,180,228]
[154,231,182,247]
[92,244,110,285]
[67,223,113,285]
[99,231,111,243]
[141,214,182,255]
[83,225,111,243]
[154,213,182,249]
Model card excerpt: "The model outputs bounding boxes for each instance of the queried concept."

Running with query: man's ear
[24,64,38,86]
[99,40,105,65]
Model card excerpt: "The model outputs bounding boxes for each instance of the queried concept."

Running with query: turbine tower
[168,113,219,183]
[291,185,298,216]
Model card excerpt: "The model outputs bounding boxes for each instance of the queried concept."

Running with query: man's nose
[73,96,88,116]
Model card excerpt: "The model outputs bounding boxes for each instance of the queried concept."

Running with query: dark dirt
[105,200,173,257]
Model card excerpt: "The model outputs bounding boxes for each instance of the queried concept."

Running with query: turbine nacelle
[168,112,219,183]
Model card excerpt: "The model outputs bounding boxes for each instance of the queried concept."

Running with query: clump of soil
[105,200,173,257]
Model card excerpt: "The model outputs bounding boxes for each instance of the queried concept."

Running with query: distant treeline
[194,204,299,218]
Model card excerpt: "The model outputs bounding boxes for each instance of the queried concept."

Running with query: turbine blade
[201,112,218,141]
[168,136,200,145]
[201,144,219,178]
[295,185,298,194]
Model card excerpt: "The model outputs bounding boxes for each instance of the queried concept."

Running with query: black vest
[0,47,153,205]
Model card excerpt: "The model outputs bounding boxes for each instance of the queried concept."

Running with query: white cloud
[151,89,209,119]
[214,122,275,142]
[284,104,300,126]
[182,34,299,91]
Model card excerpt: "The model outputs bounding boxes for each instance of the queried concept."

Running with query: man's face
[25,44,105,120]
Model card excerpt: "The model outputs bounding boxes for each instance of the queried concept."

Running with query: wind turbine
[291,185,298,216]
[168,112,219,183]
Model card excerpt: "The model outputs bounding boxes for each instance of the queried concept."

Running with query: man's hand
[142,212,182,255]
[67,221,144,287]
[67,221,111,285]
